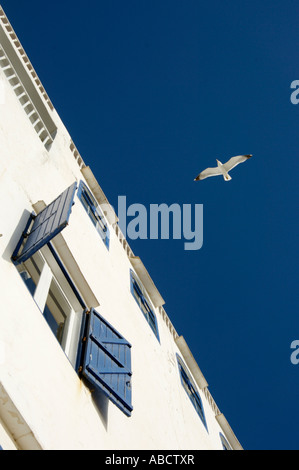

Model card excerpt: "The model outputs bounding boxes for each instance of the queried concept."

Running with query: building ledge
[0,5,54,111]
[0,5,57,148]
[175,335,243,451]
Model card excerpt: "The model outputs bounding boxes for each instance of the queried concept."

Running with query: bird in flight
[194,154,252,182]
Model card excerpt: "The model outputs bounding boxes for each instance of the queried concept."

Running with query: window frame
[130,269,160,342]
[78,308,133,417]
[77,180,110,249]
[17,243,87,368]
[176,354,208,431]
[12,182,78,264]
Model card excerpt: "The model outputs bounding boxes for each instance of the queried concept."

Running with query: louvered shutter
[82,308,133,417]
[13,182,77,263]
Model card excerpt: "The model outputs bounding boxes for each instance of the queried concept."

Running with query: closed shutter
[81,308,133,417]
[13,182,77,263]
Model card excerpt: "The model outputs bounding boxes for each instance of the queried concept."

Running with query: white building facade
[0,6,242,451]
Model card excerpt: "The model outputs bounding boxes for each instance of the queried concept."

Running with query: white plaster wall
[0,57,230,450]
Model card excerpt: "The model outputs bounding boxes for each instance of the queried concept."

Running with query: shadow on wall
[82,377,109,431]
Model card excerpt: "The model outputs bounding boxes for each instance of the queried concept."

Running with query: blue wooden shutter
[82,308,133,417]
[13,182,77,263]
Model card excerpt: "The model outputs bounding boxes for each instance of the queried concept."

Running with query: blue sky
[3,0,299,450]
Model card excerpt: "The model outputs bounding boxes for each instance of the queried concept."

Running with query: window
[78,308,133,417]
[177,355,208,430]
[16,247,133,416]
[130,270,160,341]
[77,181,109,249]
[220,433,231,450]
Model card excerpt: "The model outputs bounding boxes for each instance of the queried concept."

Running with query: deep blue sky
[3,0,299,450]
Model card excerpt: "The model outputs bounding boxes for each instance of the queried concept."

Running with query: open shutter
[82,308,133,417]
[13,182,77,263]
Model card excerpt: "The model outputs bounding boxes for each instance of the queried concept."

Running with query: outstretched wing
[223,154,252,172]
[194,166,221,181]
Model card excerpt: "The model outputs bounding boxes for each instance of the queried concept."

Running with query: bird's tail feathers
[224,174,232,181]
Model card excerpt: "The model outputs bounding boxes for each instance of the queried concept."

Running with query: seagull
[194,154,252,182]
